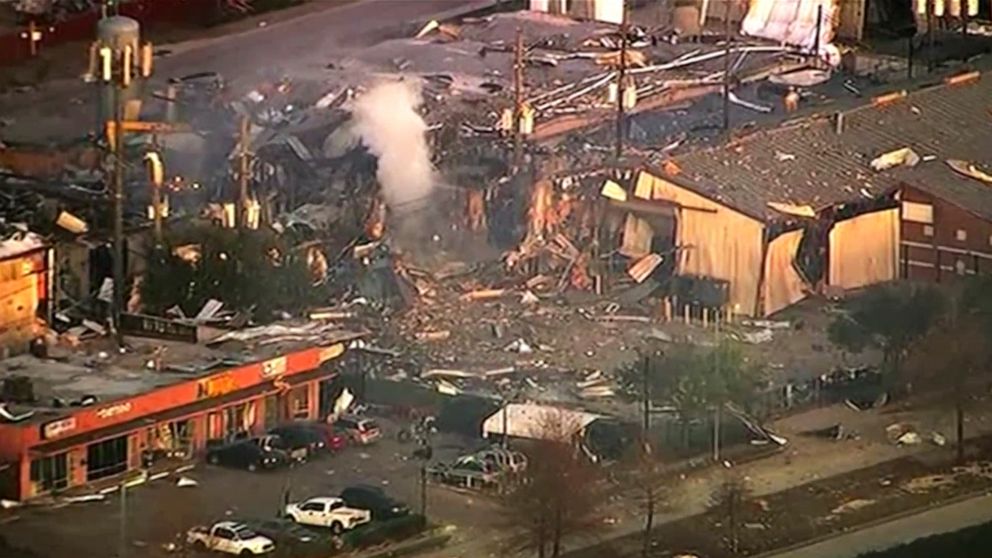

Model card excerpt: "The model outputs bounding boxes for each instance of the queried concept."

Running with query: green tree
[621,343,766,461]
[141,226,319,322]
[827,282,946,390]
[906,278,992,463]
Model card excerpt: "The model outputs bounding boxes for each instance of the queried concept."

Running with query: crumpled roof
[658,72,992,221]
[482,402,601,440]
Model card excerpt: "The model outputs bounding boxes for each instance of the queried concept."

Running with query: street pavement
[767,492,992,558]
[0,0,499,141]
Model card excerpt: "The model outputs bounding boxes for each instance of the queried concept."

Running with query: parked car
[268,424,326,458]
[253,434,307,463]
[477,447,528,474]
[427,455,500,489]
[236,518,337,557]
[187,521,275,555]
[305,421,348,451]
[206,440,288,472]
[334,415,381,446]
[339,485,409,521]
[284,496,372,533]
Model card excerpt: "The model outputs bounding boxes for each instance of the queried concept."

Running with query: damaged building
[608,69,992,316]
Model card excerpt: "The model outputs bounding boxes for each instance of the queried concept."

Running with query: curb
[75,463,198,501]
[750,487,992,558]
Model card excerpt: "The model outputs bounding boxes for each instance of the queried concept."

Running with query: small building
[618,70,992,316]
[0,325,362,501]
[0,231,52,355]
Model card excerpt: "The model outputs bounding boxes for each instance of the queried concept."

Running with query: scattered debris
[870,147,920,171]
[831,498,875,515]
[930,432,947,447]
[947,159,992,184]
[176,477,199,487]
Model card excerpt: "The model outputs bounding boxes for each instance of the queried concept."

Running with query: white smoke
[351,80,435,214]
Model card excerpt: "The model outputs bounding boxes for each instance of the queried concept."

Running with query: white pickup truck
[284,496,372,533]
[186,521,276,555]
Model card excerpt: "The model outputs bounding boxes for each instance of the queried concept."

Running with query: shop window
[86,436,129,481]
[956,260,967,275]
[208,412,223,440]
[30,453,69,493]
[290,386,310,420]
[264,395,279,427]
[224,402,257,438]
[146,420,193,463]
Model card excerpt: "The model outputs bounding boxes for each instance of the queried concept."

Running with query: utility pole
[237,115,251,229]
[722,0,732,132]
[512,27,524,174]
[118,483,128,558]
[927,0,935,73]
[111,80,125,348]
[641,353,650,435]
[615,9,628,161]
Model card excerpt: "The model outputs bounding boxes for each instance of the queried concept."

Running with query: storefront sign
[261,356,287,379]
[319,343,345,363]
[120,313,198,343]
[40,417,77,440]
[197,373,237,399]
[96,401,133,420]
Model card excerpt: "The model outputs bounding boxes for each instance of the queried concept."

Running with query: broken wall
[762,229,808,315]
[635,172,765,315]
[529,0,625,23]
[0,249,49,354]
[828,208,899,290]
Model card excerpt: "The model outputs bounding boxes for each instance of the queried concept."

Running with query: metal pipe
[813,4,823,62]
[615,9,628,161]
[722,0,732,132]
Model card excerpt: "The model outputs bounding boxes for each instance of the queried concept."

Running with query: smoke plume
[351,80,435,214]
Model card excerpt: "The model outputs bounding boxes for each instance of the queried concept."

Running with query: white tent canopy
[482,403,602,441]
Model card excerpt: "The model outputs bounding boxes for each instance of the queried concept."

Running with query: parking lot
[0,420,503,558]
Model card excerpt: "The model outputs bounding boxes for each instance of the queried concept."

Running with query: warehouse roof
[654,71,992,221]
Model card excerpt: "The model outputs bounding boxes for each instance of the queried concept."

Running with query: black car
[340,485,410,520]
[206,440,288,472]
[237,518,337,557]
[269,424,327,457]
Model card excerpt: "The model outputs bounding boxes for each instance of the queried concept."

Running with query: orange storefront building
[0,337,356,501]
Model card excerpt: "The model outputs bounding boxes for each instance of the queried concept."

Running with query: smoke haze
[351,80,435,214]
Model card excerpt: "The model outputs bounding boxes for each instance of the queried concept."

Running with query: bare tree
[709,471,752,554]
[501,408,604,558]
[624,442,678,558]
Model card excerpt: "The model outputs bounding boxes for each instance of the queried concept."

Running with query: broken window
[146,419,193,462]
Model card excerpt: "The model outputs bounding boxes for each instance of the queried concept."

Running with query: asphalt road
[0,0,499,141]
[767,492,992,558]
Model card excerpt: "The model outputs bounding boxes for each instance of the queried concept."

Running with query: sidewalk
[424,393,992,557]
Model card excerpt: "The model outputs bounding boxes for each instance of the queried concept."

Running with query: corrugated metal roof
[658,73,992,221]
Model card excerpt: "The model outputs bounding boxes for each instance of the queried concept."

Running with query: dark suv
[340,485,410,520]
[206,440,287,472]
